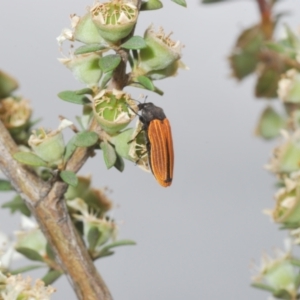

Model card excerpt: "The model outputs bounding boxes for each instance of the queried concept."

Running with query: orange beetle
[137,102,174,187]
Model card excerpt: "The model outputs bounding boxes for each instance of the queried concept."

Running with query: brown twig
[256,0,273,39]
[0,1,145,299]
[0,119,113,300]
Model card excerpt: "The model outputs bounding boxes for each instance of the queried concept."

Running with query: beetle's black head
[138,102,166,122]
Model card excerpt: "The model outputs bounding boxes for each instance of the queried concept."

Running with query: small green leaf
[42,270,63,285]
[99,54,121,73]
[74,131,99,147]
[141,0,163,10]
[97,240,136,258]
[16,247,45,262]
[251,282,276,293]
[264,42,287,54]
[100,141,117,169]
[60,171,78,187]
[290,258,300,267]
[255,67,280,98]
[114,153,125,172]
[58,90,91,105]
[137,76,155,91]
[74,43,107,55]
[10,264,45,275]
[154,85,164,96]
[88,227,101,250]
[255,106,285,140]
[13,152,48,167]
[295,273,300,288]
[64,135,78,162]
[121,36,147,50]
[2,194,31,216]
[97,251,115,258]
[75,88,93,95]
[46,242,56,261]
[171,0,186,7]
[0,70,18,98]
[0,179,13,191]
[273,289,292,299]
[100,71,113,89]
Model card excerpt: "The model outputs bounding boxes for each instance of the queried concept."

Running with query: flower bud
[0,273,55,300]
[84,188,113,214]
[28,128,65,165]
[267,173,300,225]
[138,25,183,73]
[90,1,138,43]
[147,60,188,80]
[266,130,300,174]
[278,69,300,103]
[72,13,106,44]
[93,89,137,134]
[0,97,31,130]
[65,175,92,200]
[59,53,102,87]
[69,198,117,247]
[252,244,299,298]
[112,122,150,172]
[15,217,47,259]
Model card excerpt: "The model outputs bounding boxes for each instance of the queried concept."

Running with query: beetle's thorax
[138,102,166,123]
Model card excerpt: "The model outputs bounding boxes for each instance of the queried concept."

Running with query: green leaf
[42,270,63,285]
[290,258,300,267]
[273,289,292,299]
[88,227,101,250]
[251,282,276,293]
[264,42,287,54]
[100,71,113,89]
[74,131,99,147]
[10,264,45,275]
[255,106,285,140]
[60,170,78,187]
[100,141,117,169]
[16,247,45,262]
[75,88,93,95]
[154,85,164,96]
[99,54,121,73]
[74,43,107,55]
[114,153,125,172]
[137,76,155,91]
[295,273,300,289]
[2,194,31,216]
[58,90,91,105]
[171,0,186,7]
[46,242,56,261]
[0,179,13,191]
[97,251,115,258]
[13,152,48,167]
[141,0,163,10]
[64,135,78,162]
[229,52,258,80]
[121,36,147,50]
[97,240,136,258]
[255,67,280,98]
[0,70,18,98]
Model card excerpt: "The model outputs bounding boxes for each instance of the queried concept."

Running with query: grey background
[1,0,300,299]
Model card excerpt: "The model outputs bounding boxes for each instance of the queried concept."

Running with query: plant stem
[0,119,112,300]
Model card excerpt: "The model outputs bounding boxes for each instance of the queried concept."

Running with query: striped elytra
[138,102,174,187]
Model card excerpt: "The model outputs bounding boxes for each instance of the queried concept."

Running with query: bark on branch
[0,119,113,300]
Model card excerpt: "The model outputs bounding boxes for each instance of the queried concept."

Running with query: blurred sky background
[1,0,300,299]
